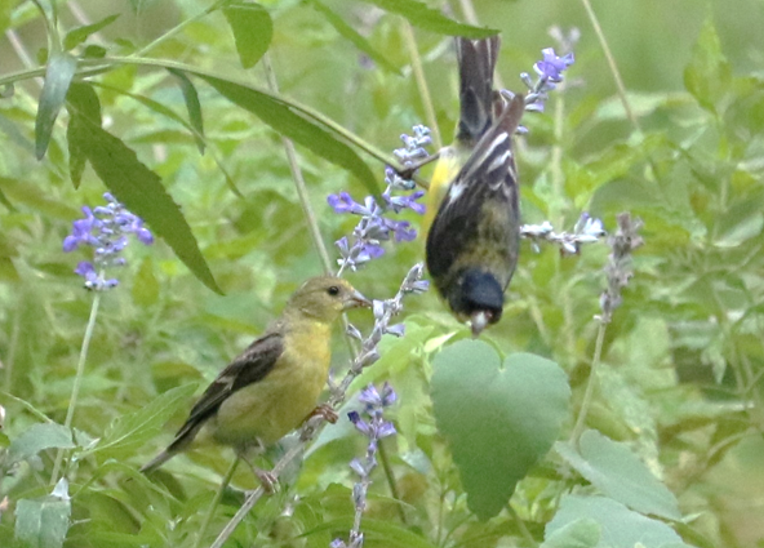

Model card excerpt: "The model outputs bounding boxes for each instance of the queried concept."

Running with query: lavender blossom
[328,177,425,274]
[506,45,575,118]
[332,383,397,548]
[63,192,153,290]
[598,212,643,323]
[387,125,432,191]
[521,212,606,254]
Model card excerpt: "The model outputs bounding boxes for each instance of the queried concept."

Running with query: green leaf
[556,430,682,520]
[364,0,497,38]
[222,1,272,69]
[198,74,378,194]
[35,52,77,160]
[546,495,688,548]
[8,423,74,464]
[0,177,77,219]
[541,518,601,548]
[0,1,15,35]
[167,69,205,154]
[63,13,120,51]
[132,257,159,307]
[713,196,764,247]
[14,487,71,548]
[310,0,401,75]
[65,88,222,294]
[86,383,198,459]
[66,82,101,188]
[431,341,570,519]
[684,17,731,113]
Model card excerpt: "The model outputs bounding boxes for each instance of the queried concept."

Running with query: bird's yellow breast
[210,320,332,447]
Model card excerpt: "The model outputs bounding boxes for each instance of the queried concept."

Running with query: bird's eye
[327,285,340,296]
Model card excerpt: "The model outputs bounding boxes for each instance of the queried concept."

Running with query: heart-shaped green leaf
[431,340,570,519]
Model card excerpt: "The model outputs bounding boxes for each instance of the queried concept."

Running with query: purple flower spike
[63,193,153,291]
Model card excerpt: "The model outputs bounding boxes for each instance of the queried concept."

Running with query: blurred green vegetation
[0,0,763,547]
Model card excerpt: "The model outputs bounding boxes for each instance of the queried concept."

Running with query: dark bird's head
[289,276,371,322]
[449,269,504,337]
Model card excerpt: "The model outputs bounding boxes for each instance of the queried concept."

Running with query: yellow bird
[141,277,370,483]
[424,35,503,231]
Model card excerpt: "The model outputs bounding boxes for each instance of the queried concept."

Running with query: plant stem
[579,0,641,133]
[50,291,102,484]
[193,458,239,548]
[402,22,441,150]
[261,53,334,276]
[132,0,226,58]
[569,319,607,446]
[378,439,407,524]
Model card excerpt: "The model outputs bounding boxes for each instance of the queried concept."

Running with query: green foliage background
[1,0,763,547]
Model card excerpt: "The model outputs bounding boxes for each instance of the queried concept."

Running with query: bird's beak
[344,289,372,310]
[470,311,492,338]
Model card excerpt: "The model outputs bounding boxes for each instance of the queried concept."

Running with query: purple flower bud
[359,385,381,407]
[377,421,396,438]
[385,323,405,337]
[534,48,575,82]
[349,457,367,477]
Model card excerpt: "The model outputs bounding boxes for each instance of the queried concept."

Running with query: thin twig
[261,53,334,275]
[402,22,441,149]
[569,319,607,445]
[579,0,641,133]
[193,458,239,548]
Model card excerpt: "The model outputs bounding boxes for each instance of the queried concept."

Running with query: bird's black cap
[450,269,504,333]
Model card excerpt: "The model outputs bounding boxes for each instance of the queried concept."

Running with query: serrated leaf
[684,17,731,112]
[431,341,570,519]
[556,430,681,520]
[66,82,101,188]
[63,14,119,51]
[8,423,74,464]
[546,495,687,548]
[65,89,221,294]
[222,1,272,69]
[15,494,71,548]
[541,518,601,548]
[86,383,198,458]
[311,0,400,75]
[36,52,77,159]
[364,0,496,38]
[198,74,378,194]
[167,68,205,153]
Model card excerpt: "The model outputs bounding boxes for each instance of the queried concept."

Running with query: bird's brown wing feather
[166,332,284,453]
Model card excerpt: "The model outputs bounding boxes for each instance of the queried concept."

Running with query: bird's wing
[426,95,525,279]
[167,331,284,452]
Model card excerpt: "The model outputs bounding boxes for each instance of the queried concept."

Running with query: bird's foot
[255,468,279,494]
[308,403,339,424]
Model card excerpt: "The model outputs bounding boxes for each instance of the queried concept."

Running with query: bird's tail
[139,449,174,474]
[455,36,501,147]
[140,421,201,473]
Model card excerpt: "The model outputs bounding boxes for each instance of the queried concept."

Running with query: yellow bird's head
[288,276,371,322]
